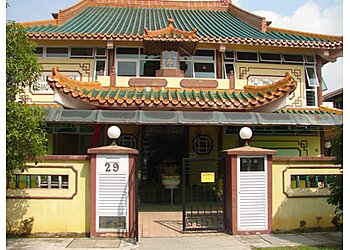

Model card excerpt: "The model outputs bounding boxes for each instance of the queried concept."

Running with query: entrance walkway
[6,232,343,249]
[139,209,226,238]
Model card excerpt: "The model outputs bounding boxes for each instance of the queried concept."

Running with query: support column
[316,56,324,106]
[88,144,139,238]
[221,146,276,234]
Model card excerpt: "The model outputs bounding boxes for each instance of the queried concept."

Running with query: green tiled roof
[25,6,340,43]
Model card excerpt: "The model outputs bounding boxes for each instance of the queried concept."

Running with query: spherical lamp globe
[239,127,253,145]
[107,126,121,142]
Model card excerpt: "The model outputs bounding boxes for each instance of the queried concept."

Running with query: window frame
[46,47,69,58]
[259,52,282,63]
[94,59,107,80]
[235,51,259,62]
[282,54,305,64]
[115,47,161,77]
[70,47,94,58]
[305,66,319,87]
[192,49,216,79]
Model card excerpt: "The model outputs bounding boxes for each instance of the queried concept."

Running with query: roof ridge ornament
[144,19,197,39]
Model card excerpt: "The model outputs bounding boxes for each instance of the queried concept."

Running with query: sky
[5,0,344,93]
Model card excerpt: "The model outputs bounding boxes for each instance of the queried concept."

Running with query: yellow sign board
[201,172,215,183]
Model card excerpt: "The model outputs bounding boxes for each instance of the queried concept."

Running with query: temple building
[7,0,342,239]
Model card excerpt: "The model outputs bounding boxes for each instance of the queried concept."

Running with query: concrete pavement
[6,232,343,250]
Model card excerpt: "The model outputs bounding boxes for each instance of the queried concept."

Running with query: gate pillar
[221,146,276,235]
[88,126,139,238]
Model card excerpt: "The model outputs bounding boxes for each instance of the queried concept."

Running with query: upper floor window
[282,54,304,64]
[305,66,319,106]
[70,47,94,57]
[116,47,160,77]
[35,47,44,57]
[236,51,258,62]
[46,47,69,57]
[193,50,215,79]
[259,53,282,63]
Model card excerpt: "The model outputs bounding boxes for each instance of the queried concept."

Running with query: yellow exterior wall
[6,158,90,234]
[25,57,96,105]
[223,134,321,157]
[234,62,306,108]
[271,161,341,231]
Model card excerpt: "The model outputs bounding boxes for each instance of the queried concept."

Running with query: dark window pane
[194,50,215,60]
[224,64,234,79]
[194,63,215,78]
[240,158,265,171]
[117,61,137,76]
[96,48,106,56]
[35,47,43,57]
[116,48,139,58]
[260,53,281,62]
[236,52,258,61]
[71,47,94,57]
[140,60,160,77]
[46,47,68,57]
[283,54,304,63]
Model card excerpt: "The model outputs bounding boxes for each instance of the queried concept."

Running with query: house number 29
[105,162,119,172]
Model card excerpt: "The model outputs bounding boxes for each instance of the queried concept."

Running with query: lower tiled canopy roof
[48,67,296,111]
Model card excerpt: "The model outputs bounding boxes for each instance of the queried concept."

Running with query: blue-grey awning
[45,109,342,126]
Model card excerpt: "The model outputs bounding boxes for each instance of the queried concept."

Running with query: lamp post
[107,125,121,145]
[239,127,253,146]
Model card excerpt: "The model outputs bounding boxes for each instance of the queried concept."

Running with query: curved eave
[47,67,296,112]
[27,32,343,50]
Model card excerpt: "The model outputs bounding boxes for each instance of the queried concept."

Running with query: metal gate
[182,157,225,231]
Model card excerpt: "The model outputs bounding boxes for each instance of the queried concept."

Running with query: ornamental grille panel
[182,157,225,232]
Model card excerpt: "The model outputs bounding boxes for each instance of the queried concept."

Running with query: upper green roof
[25,6,340,43]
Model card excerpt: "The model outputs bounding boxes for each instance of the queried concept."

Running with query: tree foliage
[327,126,343,219]
[6,22,48,177]
[6,22,42,99]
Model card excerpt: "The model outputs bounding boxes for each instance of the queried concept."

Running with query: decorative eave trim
[47,67,296,112]
[279,106,343,115]
[27,32,343,50]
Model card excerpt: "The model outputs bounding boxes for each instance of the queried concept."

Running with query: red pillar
[221,146,276,235]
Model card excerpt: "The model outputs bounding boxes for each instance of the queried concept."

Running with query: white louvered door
[96,154,129,232]
[237,156,267,231]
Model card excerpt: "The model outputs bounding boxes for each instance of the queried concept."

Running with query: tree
[327,126,343,221]
[6,22,48,178]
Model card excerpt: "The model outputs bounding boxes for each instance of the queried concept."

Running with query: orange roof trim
[48,67,297,111]
[144,19,197,40]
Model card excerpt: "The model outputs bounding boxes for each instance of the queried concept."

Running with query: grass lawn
[253,246,342,250]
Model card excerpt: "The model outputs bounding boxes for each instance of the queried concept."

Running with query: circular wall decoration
[193,135,213,154]
[118,134,137,149]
